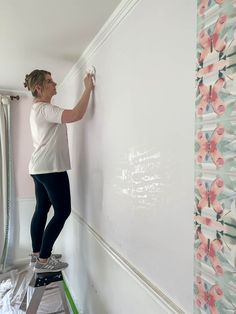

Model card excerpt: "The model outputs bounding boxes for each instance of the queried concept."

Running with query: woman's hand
[62,72,95,123]
[84,73,94,91]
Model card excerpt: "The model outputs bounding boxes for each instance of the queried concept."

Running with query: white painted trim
[71,210,185,314]
[16,198,35,204]
[59,0,141,88]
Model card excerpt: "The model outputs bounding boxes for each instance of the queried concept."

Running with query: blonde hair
[24,69,51,97]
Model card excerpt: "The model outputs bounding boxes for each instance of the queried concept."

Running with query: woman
[24,69,94,272]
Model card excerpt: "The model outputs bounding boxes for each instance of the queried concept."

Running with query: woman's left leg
[34,171,71,259]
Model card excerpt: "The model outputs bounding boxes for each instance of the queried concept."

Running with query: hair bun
[24,74,29,88]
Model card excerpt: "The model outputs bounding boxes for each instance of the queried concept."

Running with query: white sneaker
[34,257,68,273]
[29,253,62,266]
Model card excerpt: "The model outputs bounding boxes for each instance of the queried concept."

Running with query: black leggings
[30,171,71,259]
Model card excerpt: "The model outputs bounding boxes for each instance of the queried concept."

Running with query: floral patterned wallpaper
[195,0,236,313]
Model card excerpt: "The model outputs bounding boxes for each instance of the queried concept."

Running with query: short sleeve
[40,104,64,124]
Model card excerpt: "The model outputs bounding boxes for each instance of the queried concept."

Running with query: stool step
[21,271,70,314]
[31,271,63,287]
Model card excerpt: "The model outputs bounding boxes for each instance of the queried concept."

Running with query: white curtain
[0,95,16,271]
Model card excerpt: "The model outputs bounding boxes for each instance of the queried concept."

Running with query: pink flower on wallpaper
[196,126,225,167]
[196,177,224,214]
[197,59,228,77]
[195,276,224,313]
[198,14,227,63]
[195,228,224,275]
[195,215,225,232]
[197,79,226,115]
[198,0,224,16]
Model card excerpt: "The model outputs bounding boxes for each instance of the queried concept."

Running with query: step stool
[21,271,70,314]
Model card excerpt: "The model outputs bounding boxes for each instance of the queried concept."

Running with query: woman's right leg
[30,175,52,254]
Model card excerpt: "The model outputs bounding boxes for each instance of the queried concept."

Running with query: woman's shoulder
[32,102,50,110]
[33,101,50,106]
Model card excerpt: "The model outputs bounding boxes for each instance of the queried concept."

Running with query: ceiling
[0,0,122,93]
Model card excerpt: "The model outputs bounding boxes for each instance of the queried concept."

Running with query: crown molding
[59,0,141,89]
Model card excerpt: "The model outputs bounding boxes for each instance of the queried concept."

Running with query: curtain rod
[10,95,20,101]
[0,94,20,101]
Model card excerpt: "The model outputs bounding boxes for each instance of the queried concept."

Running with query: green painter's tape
[63,280,79,314]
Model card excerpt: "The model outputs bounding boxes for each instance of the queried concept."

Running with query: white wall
[55,0,196,313]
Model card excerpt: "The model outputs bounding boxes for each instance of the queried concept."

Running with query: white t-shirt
[29,102,71,174]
